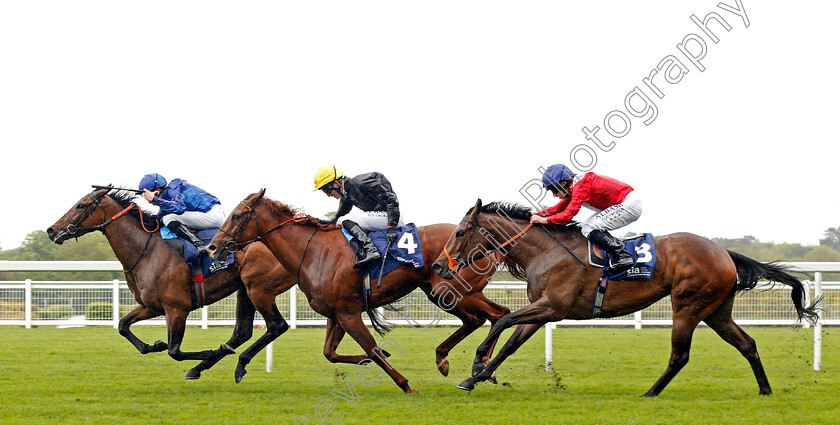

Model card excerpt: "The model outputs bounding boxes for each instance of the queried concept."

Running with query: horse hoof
[488,372,497,385]
[235,366,248,384]
[220,343,235,355]
[437,359,450,377]
[406,388,420,394]
[382,349,391,358]
[185,369,201,380]
[153,340,168,351]
[457,379,475,391]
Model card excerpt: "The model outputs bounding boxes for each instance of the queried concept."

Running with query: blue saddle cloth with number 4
[161,227,233,277]
[599,233,657,281]
[342,223,424,281]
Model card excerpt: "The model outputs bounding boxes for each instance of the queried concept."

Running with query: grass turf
[0,325,836,425]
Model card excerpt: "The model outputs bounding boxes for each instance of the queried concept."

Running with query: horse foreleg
[643,314,699,397]
[187,288,255,380]
[337,313,418,393]
[234,299,289,383]
[118,305,168,354]
[163,308,223,362]
[459,322,544,391]
[704,296,772,395]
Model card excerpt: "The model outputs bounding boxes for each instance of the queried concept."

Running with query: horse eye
[231,214,240,222]
[455,230,465,238]
[76,204,85,209]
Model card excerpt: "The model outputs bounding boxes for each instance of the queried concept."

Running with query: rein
[444,216,533,272]
[220,199,312,253]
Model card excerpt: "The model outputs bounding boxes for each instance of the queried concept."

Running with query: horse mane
[108,189,160,228]
[262,197,337,230]
[473,201,582,281]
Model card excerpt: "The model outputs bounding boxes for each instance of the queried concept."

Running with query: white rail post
[201,306,209,330]
[266,342,274,373]
[289,285,297,330]
[24,279,32,329]
[634,310,643,329]
[112,279,121,329]
[814,272,823,371]
[545,322,553,372]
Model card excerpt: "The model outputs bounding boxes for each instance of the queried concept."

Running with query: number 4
[397,232,418,255]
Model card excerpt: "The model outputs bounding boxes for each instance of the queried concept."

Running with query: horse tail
[727,249,820,325]
[366,307,391,336]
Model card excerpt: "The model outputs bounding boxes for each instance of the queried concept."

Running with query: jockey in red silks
[530,164,643,274]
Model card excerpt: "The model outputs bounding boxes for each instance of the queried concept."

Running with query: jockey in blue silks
[139,173,224,255]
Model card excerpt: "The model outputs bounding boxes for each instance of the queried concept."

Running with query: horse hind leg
[336,313,417,393]
[118,305,168,354]
[704,296,772,395]
[643,313,700,397]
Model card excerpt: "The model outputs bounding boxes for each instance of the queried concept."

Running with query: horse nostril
[46,228,55,238]
[431,263,442,274]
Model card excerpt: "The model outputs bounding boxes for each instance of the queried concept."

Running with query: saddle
[342,223,424,281]
[162,227,233,307]
[587,233,657,318]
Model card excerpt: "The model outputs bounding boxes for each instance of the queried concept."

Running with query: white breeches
[161,204,226,229]
[580,191,643,238]
[336,209,404,232]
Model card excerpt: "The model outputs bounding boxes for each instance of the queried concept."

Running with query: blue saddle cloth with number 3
[342,223,424,281]
[599,233,657,280]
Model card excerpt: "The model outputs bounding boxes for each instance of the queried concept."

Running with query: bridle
[443,210,533,272]
[62,190,159,236]
[218,197,310,254]
[61,190,160,273]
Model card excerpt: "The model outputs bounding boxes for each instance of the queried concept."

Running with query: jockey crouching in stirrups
[139,173,225,256]
[529,164,643,274]
[314,166,404,269]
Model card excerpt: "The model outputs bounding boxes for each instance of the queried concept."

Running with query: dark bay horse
[207,189,510,392]
[47,188,296,381]
[432,199,819,396]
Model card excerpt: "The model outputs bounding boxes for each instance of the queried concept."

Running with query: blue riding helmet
[541,164,574,188]
[139,173,168,191]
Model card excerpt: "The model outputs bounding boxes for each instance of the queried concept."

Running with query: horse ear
[474,198,483,212]
[468,198,482,219]
[255,188,266,203]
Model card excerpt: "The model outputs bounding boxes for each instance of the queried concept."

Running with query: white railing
[1,261,836,372]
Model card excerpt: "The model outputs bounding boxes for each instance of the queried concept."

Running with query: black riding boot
[588,229,634,273]
[167,221,208,256]
[342,221,382,269]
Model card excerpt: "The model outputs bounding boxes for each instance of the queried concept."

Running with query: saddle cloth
[342,223,424,281]
[588,233,657,280]
[161,227,233,278]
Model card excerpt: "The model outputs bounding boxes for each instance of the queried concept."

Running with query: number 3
[635,243,652,263]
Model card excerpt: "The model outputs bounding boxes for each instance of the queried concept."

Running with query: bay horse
[47,188,296,381]
[206,189,510,392]
[432,199,819,396]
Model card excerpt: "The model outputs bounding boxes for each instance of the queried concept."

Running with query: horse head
[208,189,267,260]
[47,188,117,244]
[432,198,489,279]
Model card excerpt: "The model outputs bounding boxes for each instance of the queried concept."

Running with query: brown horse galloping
[432,199,819,396]
[47,188,295,381]
[207,189,510,392]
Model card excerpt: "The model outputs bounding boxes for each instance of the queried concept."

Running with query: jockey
[139,173,224,255]
[530,164,643,274]
[314,165,404,269]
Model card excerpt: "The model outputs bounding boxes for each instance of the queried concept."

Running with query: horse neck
[100,209,159,267]
[255,210,313,274]
[479,214,568,267]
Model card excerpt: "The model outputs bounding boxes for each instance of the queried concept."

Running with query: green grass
[0,325,837,425]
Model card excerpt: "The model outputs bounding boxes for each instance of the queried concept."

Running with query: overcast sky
[1,1,838,251]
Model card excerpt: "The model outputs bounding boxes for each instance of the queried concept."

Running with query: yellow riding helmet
[314,165,344,191]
